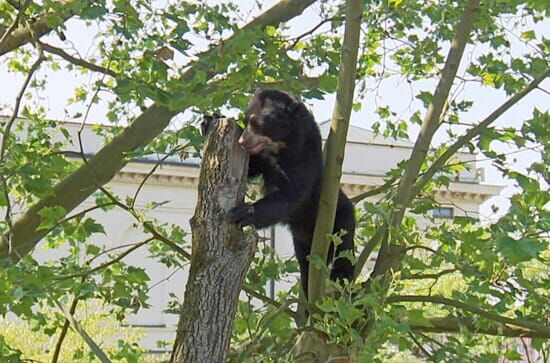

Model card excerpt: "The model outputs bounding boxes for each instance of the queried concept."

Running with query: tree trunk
[170,117,258,363]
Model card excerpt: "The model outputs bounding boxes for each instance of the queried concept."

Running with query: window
[432,207,453,219]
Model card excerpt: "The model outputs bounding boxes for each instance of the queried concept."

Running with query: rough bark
[308,0,363,303]
[170,118,258,363]
[0,0,318,260]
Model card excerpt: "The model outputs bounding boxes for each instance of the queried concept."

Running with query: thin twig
[351,175,398,205]
[52,299,111,363]
[130,144,187,208]
[408,332,433,360]
[286,17,341,50]
[0,45,44,253]
[51,292,81,363]
[39,41,117,77]
[54,237,154,280]
[388,295,550,336]
[43,202,116,235]
[353,225,386,280]
[76,55,114,164]
[401,268,458,280]
[413,67,550,197]
[520,337,533,363]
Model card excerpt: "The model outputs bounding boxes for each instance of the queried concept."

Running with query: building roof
[319,120,415,148]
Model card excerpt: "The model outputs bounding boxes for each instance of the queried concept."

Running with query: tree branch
[0,47,44,254]
[388,295,550,337]
[0,0,92,56]
[308,0,363,303]
[51,289,81,363]
[411,317,550,338]
[350,175,398,205]
[52,299,111,363]
[412,67,550,196]
[39,41,117,77]
[0,0,31,51]
[353,225,386,280]
[401,268,458,280]
[367,0,480,297]
[286,17,341,50]
[390,0,480,227]
[0,0,319,261]
[254,76,320,90]
[54,237,154,280]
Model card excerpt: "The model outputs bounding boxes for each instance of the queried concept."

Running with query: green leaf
[520,30,536,40]
[497,236,543,263]
[81,4,107,19]
[318,74,338,91]
[407,309,433,328]
[265,25,277,37]
[336,299,362,325]
[37,206,67,230]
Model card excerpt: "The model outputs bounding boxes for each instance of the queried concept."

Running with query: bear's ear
[285,97,305,116]
[253,88,263,97]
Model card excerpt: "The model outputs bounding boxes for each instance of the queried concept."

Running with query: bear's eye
[248,114,261,129]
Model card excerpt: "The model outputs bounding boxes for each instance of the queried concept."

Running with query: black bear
[204,89,355,296]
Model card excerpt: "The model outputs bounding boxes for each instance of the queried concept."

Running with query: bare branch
[308,0,363,303]
[350,175,398,205]
[43,203,116,236]
[390,0,480,226]
[54,237,154,280]
[408,332,433,359]
[52,299,111,363]
[39,41,117,77]
[286,17,341,50]
[254,76,320,90]
[131,144,187,209]
[387,295,550,337]
[353,225,386,280]
[412,317,550,338]
[51,295,80,363]
[401,268,458,280]
[412,67,550,196]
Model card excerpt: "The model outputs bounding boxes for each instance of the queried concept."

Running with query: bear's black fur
[205,89,355,295]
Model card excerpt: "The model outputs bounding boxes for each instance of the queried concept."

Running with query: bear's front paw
[229,204,255,228]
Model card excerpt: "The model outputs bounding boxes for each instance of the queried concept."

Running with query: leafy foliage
[0,0,548,362]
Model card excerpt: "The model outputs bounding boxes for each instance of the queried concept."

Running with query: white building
[10,118,503,351]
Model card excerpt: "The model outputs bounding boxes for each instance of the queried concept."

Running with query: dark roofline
[64,152,200,168]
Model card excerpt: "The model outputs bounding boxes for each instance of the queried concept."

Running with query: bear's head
[238,89,308,155]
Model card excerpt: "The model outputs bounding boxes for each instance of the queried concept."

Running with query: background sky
[1,0,548,221]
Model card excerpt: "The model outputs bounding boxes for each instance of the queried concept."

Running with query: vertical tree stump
[170,117,257,363]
